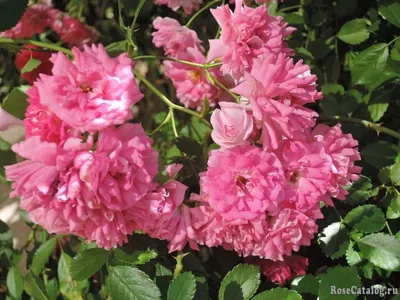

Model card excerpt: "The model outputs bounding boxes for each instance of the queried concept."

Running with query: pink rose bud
[210,102,254,148]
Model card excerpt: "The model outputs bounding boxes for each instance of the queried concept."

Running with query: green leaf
[344,205,386,233]
[350,43,389,85]
[24,273,49,300]
[58,252,88,300]
[378,0,400,28]
[319,222,350,259]
[357,233,400,271]
[0,0,29,31]
[337,19,369,45]
[390,161,400,185]
[176,136,203,157]
[46,278,59,300]
[167,272,196,300]
[391,40,400,61]
[114,248,157,265]
[291,274,319,295]
[345,243,363,266]
[386,189,400,219]
[1,86,29,119]
[70,248,110,281]
[219,264,260,300]
[180,117,211,143]
[379,167,391,184]
[367,89,391,122]
[252,288,301,300]
[7,266,23,299]
[361,141,397,169]
[108,266,161,300]
[345,175,373,205]
[20,57,41,74]
[319,267,361,300]
[31,238,57,275]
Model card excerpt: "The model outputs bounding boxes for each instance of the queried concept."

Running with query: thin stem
[207,70,240,103]
[133,69,211,127]
[279,4,302,12]
[186,0,222,28]
[388,35,400,46]
[333,206,344,222]
[206,62,223,68]
[131,0,146,30]
[318,115,400,140]
[173,251,185,278]
[170,109,179,138]
[386,221,394,235]
[0,37,73,55]
[150,109,172,135]
[132,55,206,68]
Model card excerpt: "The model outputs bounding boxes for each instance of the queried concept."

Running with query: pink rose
[210,102,254,148]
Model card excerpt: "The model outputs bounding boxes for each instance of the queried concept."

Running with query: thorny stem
[186,0,222,28]
[133,69,211,127]
[132,55,222,69]
[173,251,185,278]
[318,115,400,140]
[0,37,73,56]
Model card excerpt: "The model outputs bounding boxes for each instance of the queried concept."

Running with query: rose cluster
[5,0,362,280]
[2,2,97,85]
[5,44,159,249]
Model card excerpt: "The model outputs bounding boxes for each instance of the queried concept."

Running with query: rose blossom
[199,144,285,220]
[246,255,308,285]
[24,85,77,144]
[36,44,143,133]
[152,17,204,57]
[164,47,231,110]
[232,54,322,149]
[6,124,159,249]
[208,0,295,81]
[210,102,254,148]
[312,124,362,200]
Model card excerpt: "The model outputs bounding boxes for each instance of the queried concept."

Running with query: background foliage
[1,0,400,299]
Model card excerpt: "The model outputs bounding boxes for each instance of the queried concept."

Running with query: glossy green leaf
[379,0,400,28]
[337,19,369,45]
[219,264,260,300]
[291,274,319,295]
[20,57,41,74]
[344,205,386,233]
[31,238,57,275]
[357,233,400,271]
[345,243,363,266]
[24,273,49,300]
[319,267,361,300]
[1,86,29,119]
[167,272,196,300]
[252,288,301,300]
[350,43,389,85]
[7,266,23,299]
[108,266,161,300]
[70,248,110,281]
[58,252,88,300]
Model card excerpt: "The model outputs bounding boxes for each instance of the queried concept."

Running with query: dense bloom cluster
[5,0,361,282]
[6,44,160,249]
[152,17,233,110]
[1,3,96,47]
[185,0,361,262]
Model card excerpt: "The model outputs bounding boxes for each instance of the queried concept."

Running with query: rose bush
[0,0,400,299]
